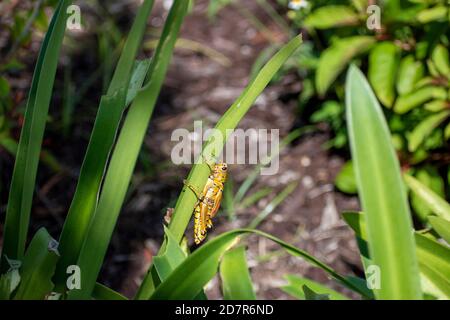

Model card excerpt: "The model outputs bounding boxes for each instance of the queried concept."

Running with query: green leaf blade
[345,65,422,299]
[53,0,155,291]
[166,35,303,246]
[368,42,400,107]
[429,216,450,243]
[404,174,450,221]
[1,0,71,271]
[67,0,189,300]
[408,110,450,152]
[150,229,367,300]
[13,228,59,300]
[220,246,256,300]
[304,6,359,29]
[316,36,375,96]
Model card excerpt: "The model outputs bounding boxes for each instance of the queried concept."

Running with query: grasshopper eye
[222,165,227,171]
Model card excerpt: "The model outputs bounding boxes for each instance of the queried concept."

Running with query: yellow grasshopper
[184,158,228,244]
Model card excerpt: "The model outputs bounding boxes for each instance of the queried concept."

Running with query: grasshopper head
[213,163,228,183]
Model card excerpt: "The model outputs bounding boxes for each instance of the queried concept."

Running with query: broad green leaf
[368,42,399,108]
[429,216,450,243]
[316,36,375,96]
[417,6,448,23]
[280,274,348,300]
[304,6,359,29]
[345,65,422,299]
[394,86,447,114]
[220,246,256,300]
[404,174,450,221]
[150,229,367,300]
[396,55,424,96]
[67,0,188,300]
[1,0,71,271]
[410,166,446,222]
[54,0,155,291]
[432,44,450,78]
[13,228,59,300]
[335,161,357,194]
[408,110,450,152]
[92,283,127,300]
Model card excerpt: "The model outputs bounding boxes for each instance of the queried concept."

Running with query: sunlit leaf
[429,216,450,243]
[368,42,399,108]
[396,55,424,96]
[150,229,367,300]
[404,174,450,221]
[394,86,447,114]
[67,0,188,299]
[316,36,375,96]
[220,246,256,300]
[345,65,422,299]
[304,6,359,29]
[408,110,450,152]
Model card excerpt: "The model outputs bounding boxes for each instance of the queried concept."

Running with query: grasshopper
[184,159,228,244]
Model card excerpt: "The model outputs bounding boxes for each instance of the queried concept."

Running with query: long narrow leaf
[404,174,450,221]
[150,229,367,300]
[167,35,302,244]
[67,0,188,300]
[137,35,303,299]
[53,0,155,291]
[345,65,422,299]
[1,0,71,271]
